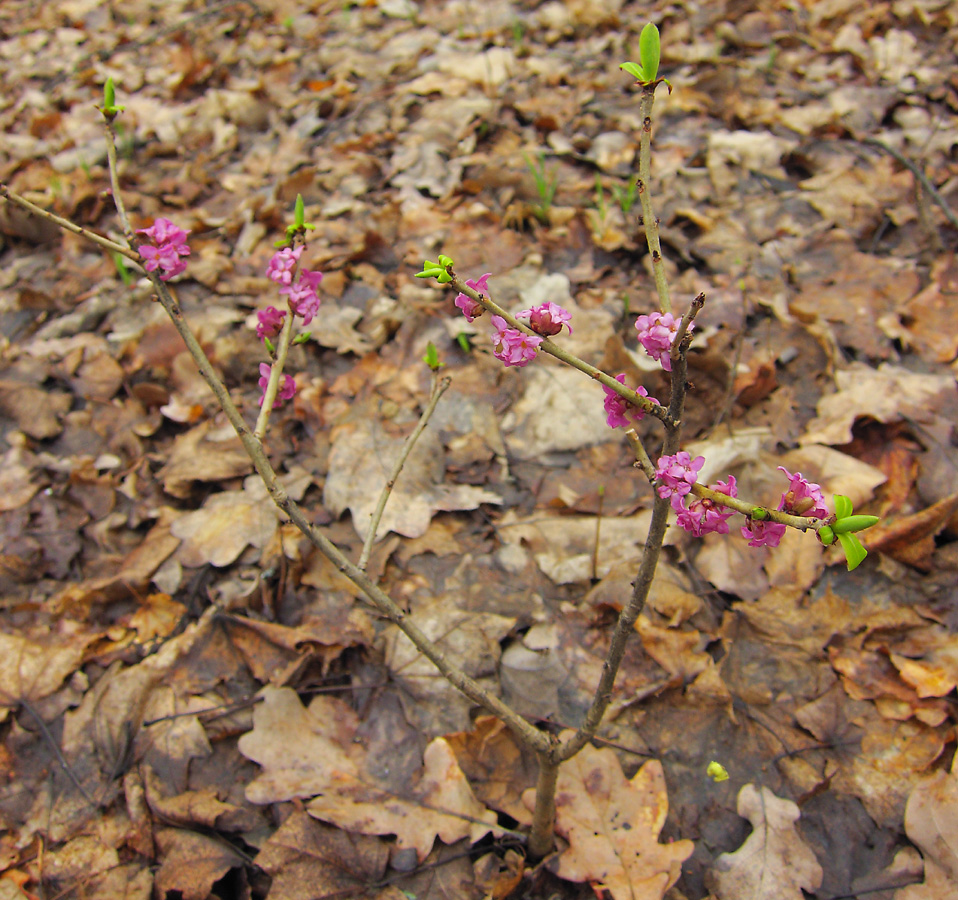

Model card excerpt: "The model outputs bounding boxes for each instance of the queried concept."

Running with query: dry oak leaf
[256,810,406,900]
[324,419,501,542]
[153,827,244,900]
[239,686,499,862]
[895,753,958,899]
[539,739,693,900]
[800,363,955,447]
[707,784,823,900]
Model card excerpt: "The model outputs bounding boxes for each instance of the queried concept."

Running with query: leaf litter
[0,0,957,898]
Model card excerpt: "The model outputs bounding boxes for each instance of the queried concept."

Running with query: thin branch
[856,136,958,231]
[20,699,97,807]
[637,86,671,313]
[0,184,139,263]
[103,121,135,242]
[358,373,451,570]
[254,308,296,440]
[93,117,553,758]
[448,275,673,428]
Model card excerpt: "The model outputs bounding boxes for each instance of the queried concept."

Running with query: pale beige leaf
[708,784,823,900]
[544,740,693,900]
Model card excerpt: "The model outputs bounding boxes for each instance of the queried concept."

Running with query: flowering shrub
[0,39,881,869]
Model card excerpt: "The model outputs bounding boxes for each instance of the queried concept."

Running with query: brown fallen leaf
[239,686,500,861]
[324,419,501,541]
[707,783,823,900]
[256,810,405,900]
[153,827,244,900]
[537,739,693,900]
[863,492,958,571]
[897,752,958,899]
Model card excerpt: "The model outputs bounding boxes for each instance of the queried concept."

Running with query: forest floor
[1,1,958,898]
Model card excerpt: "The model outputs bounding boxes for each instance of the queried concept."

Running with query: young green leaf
[639,23,661,83]
[833,495,854,519]
[832,514,880,535]
[422,342,443,370]
[294,194,305,228]
[619,61,646,82]
[837,532,868,571]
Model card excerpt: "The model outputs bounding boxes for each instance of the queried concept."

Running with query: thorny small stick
[358,372,451,570]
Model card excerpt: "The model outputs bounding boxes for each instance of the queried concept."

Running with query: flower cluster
[603,374,657,429]
[741,468,828,548]
[258,363,296,408]
[454,273,490,322]
[517,301,573,336]
[635,311,690,372]
[655,452,704,499]
[137,218,190,281]
[266,247,323,326]
[491,315,543,367]
[673,476,737,537]
[256,306,286,341]
[453,273,573,369]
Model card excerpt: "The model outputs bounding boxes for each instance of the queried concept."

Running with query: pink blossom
[777,467,828,518]
[602,374,656,429]
[137,217,191,281]
[655,451,704,499]
[517,302,573,336]
[258,363,296,408]
[455,273,491,322]
[491,315,543,367]
[266,246,303,286]
[672,476,737,537]
[282,268,323,325]
[256,306,286,341]
[741,518,787,548]
[635,311,690,372]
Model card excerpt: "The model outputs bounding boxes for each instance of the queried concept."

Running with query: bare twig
[637,85,671,313]
[856,136,958,231]
[358,372,452,570]
[254,307,296,440]
[0,184,139,263]
[447,275,673,428]
[20,699,97,807]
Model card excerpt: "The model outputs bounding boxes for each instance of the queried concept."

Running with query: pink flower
[258,363,296,408]
[602,374,657,429]
[655,451,704,499]
[137,217,191,281]
[266,246,303,286]
[672,476,737,537]
[516,302,573,336]
[455,273,491,322]
[282,268,323,325]
[491,315,543,367]
[777,467,828,518]
[741,518,787,548]
[635,311,690,372]
[256,306,286,341]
